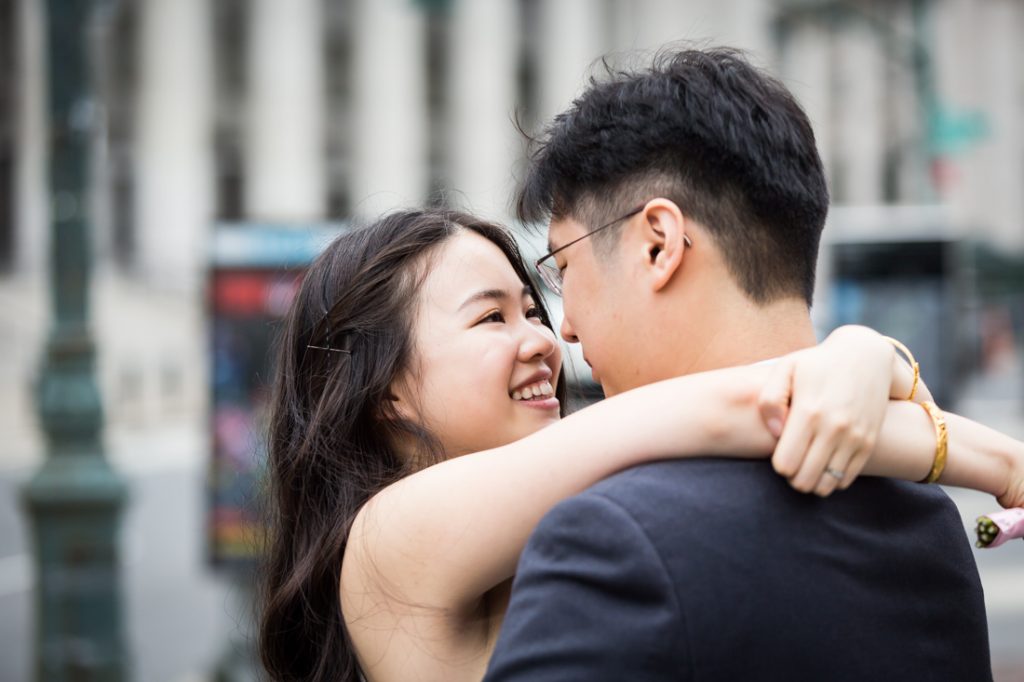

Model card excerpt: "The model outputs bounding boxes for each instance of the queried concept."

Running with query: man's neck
[667,296,818,376]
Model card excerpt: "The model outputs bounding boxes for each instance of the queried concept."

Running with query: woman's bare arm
[344,330,1023,615]
[345,324,895,610]
[345,362,776,611]
[864,402,1022,507]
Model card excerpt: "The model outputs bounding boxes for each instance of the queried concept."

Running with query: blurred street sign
[207,223,344,569]
[928,104,989,156]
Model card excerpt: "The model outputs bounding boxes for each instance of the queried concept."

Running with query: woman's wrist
[990,441,1015,505]
[941,413,1014,499]
[723,366,778,455]
[823,325,903,399]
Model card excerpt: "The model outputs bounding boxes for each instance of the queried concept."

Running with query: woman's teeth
[512,381,554,401]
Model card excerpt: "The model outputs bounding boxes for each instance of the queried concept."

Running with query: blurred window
[831,238,958,405]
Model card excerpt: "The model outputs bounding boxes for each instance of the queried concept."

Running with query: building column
[135,0,213,289]
[721,0,773,60]
[535,0,604,127]
[780,20,835,330]
[245,0,325,221]
[980,0,1023,250]
[15,0,48,275]
[349,0,427,219]
[624,0,713,52]
[781,21,834,193]
[946,0,1023,250]
[447,0,518,220]
[835,25,884,205]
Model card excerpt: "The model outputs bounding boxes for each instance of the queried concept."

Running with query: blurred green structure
[776,0,987,200]
[20,0,128,679]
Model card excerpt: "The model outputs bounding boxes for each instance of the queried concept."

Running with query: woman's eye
[480,311,505,324]
[526,305,542,319]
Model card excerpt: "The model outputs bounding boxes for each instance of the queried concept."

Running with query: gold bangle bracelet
[883,335,920,401]
[918,400,948,484]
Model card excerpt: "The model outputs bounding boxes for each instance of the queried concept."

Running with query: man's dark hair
[518,46,829,305]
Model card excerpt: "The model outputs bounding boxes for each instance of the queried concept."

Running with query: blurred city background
[1,0,1023,680]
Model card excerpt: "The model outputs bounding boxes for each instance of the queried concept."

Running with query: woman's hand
[758,326,895,497]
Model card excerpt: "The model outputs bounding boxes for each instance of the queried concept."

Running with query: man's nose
[560,316,579,344]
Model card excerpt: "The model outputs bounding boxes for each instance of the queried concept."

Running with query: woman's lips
[515,396,560,411]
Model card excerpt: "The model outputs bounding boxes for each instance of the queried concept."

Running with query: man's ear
[639,199,690,292]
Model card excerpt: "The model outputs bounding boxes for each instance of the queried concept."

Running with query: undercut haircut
[518,47,829,305]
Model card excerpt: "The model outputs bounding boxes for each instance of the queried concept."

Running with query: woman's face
[394,229,562,457]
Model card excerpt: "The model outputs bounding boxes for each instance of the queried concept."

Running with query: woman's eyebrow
[458,288,509,312]
[457,286,532,312]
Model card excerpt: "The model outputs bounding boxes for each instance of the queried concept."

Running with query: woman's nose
[519,320,558,362]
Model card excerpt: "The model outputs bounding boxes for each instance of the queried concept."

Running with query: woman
[258,209,1022,682]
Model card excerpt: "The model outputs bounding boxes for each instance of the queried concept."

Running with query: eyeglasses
[534,204,691,295]
[534,205,644,295]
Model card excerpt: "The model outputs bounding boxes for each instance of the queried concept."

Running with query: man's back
[485,458,991,681]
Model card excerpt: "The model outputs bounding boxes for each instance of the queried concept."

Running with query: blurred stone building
[1,0,1023,465]
[2,4,1024,679]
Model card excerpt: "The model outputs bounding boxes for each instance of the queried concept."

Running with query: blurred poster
[208,224,343,568]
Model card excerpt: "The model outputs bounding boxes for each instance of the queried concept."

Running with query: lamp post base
[22,456,128,682]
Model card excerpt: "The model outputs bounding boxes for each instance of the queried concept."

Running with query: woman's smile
[510,374,559,411]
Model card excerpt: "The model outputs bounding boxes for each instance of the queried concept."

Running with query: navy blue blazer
[484,459,991,681]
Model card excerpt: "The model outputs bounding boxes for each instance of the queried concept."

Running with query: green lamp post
[21,0,129,680]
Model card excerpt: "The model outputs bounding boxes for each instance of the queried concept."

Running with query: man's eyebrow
[458,286,533,312]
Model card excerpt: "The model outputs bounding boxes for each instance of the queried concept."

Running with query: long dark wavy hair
[257,209,567,682]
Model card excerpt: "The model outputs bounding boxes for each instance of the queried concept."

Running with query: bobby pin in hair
[306,344,350,354]
[307,313,352,355]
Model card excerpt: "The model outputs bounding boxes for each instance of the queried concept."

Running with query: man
[484,47,990,681]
